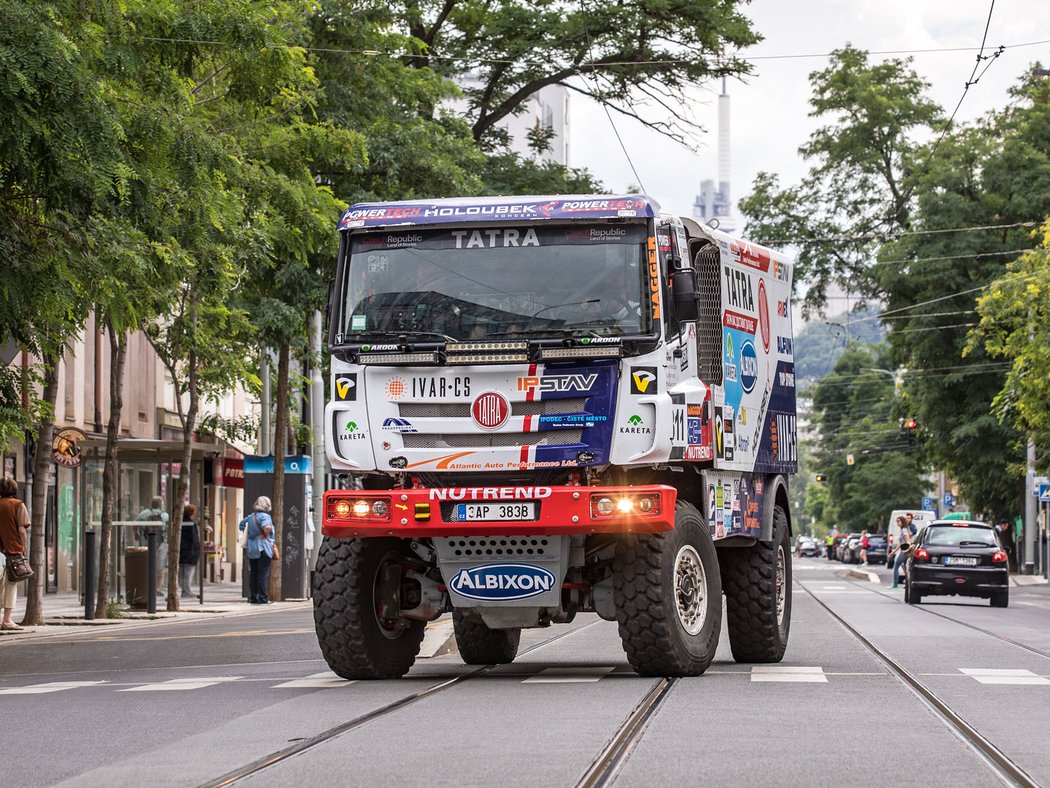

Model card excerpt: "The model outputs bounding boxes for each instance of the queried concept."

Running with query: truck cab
[315,194,797,679]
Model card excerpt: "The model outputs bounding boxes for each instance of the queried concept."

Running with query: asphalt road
[2,557,1049,787]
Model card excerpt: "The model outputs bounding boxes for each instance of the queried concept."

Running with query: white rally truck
[315,195,797,678]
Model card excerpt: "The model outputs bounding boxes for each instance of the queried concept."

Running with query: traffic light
[898,417,918,445]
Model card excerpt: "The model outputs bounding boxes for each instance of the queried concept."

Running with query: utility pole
[309,311,325,573]
[1024,439,1036,574]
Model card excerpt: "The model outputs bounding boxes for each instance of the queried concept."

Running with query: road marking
[751,666,828,683]
[821,585,848,590]
[273,672,355,689]
[959,668,1050,686]
[120,676,243,692]
[0,680,105,695]
[91,628,315,643]
[523,666,617,683]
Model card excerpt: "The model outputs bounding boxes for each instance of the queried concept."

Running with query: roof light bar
[358,352,440,365]
[539,346,622,360]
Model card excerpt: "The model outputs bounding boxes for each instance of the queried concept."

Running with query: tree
[0,1,124,623]
[739,46,941,314]
[809,345,927,531]
[972,219,1050,455]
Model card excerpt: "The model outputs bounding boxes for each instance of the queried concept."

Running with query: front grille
[398,398,587,419]
[439,536,552,558]
[402,429,583,448]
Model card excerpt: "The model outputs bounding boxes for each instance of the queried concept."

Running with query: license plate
[455,503,536,522]
[945,556,978,566]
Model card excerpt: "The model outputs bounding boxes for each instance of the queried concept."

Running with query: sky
[567,0,1050,225]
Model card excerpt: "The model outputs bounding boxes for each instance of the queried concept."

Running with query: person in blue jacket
[239,496,276,604]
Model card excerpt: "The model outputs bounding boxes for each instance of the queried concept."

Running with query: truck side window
[692,242,722,385]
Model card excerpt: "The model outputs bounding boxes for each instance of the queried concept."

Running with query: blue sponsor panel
[533,360,617,468]
[754,360,798,475]
[448,563,557,602]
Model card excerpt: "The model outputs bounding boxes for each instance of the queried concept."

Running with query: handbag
[5,553,33,583]
[272,541,280,561]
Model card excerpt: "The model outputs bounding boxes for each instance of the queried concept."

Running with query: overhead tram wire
[911,0,1003,186]
[765,220,1040,247]
[138,35,1050,69]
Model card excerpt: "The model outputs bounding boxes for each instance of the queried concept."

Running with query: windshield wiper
[958,540,995,547]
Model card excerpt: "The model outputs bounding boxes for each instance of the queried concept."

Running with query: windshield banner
[339,196,659,229]
[351,225,647,253]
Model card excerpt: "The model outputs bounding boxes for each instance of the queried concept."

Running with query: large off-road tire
[612,501,722,677]
[312,537,426,679]
[719,504,791,663]
[452,609,521,665]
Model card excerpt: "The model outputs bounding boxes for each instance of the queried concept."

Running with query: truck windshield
[336,224,652,343]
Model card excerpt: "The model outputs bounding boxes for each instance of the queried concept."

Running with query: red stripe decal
[525,363,538,402]
[523,414,534,432]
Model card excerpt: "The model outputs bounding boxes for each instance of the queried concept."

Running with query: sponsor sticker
[739,341,758,394]
[382,417,417,433]
[758,279,770,353]
[517,374,596,394]
[630,367,658,395]
[335,374,357,401]
[449,564,557,602]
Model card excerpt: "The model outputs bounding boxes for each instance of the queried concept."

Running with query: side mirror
[671,268,699,323]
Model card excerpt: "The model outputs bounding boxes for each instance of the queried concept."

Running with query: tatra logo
[516,374,597,393]
[451,228,540,249]
[449,564,556,602]
[471,391,510,430]
[335,375,357,401]
[630,368,657,395]
[724,266,755,312]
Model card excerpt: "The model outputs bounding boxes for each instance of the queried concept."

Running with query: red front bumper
[322,485,678,538]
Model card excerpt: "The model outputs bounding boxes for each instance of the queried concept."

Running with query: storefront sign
[52,428,87,468]
[222,457,245,488]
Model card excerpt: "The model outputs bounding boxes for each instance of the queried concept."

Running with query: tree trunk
[21,357,58,626]
[95,324,126,617]
[169,303,200,612]
[269,342,290,602]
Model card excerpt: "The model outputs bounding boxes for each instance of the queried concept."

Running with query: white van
[885,509,936,568]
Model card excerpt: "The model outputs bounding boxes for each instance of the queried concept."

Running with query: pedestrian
[0,477,30,631]
[859,530,870,565]
[994,518,1014,569]
[890,516,912,589]
[905,512,917,536]
[179,504,200,599]
[239,496,276,604]
[135,496,169,593]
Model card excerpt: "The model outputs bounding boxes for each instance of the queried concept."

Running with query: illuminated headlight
[359,352,440,365]
[352,500,371,516]
[590,493,662,518]
[616,498,635,513]
[333,500,352,518]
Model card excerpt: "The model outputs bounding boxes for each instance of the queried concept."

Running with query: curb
[418,616,458,658]
[844,568,880,584]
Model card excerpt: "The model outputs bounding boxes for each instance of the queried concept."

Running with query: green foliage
[809,345,927,531]
[740,46,941,314]
[972,220,1050,451]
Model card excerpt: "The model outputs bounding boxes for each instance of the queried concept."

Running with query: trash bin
[125,546,149,609]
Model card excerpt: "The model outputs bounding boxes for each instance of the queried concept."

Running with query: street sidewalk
[0,580,308,642]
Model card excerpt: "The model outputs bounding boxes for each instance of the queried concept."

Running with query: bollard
[147,531,157,615]
[84,530,96,621]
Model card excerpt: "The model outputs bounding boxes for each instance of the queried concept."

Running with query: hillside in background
[793,307,886,383]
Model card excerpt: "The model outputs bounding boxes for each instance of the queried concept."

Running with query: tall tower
[692,77,735,232]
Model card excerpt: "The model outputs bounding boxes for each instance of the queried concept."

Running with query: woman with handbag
[0,476,32,631]
[238,496,276,604]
